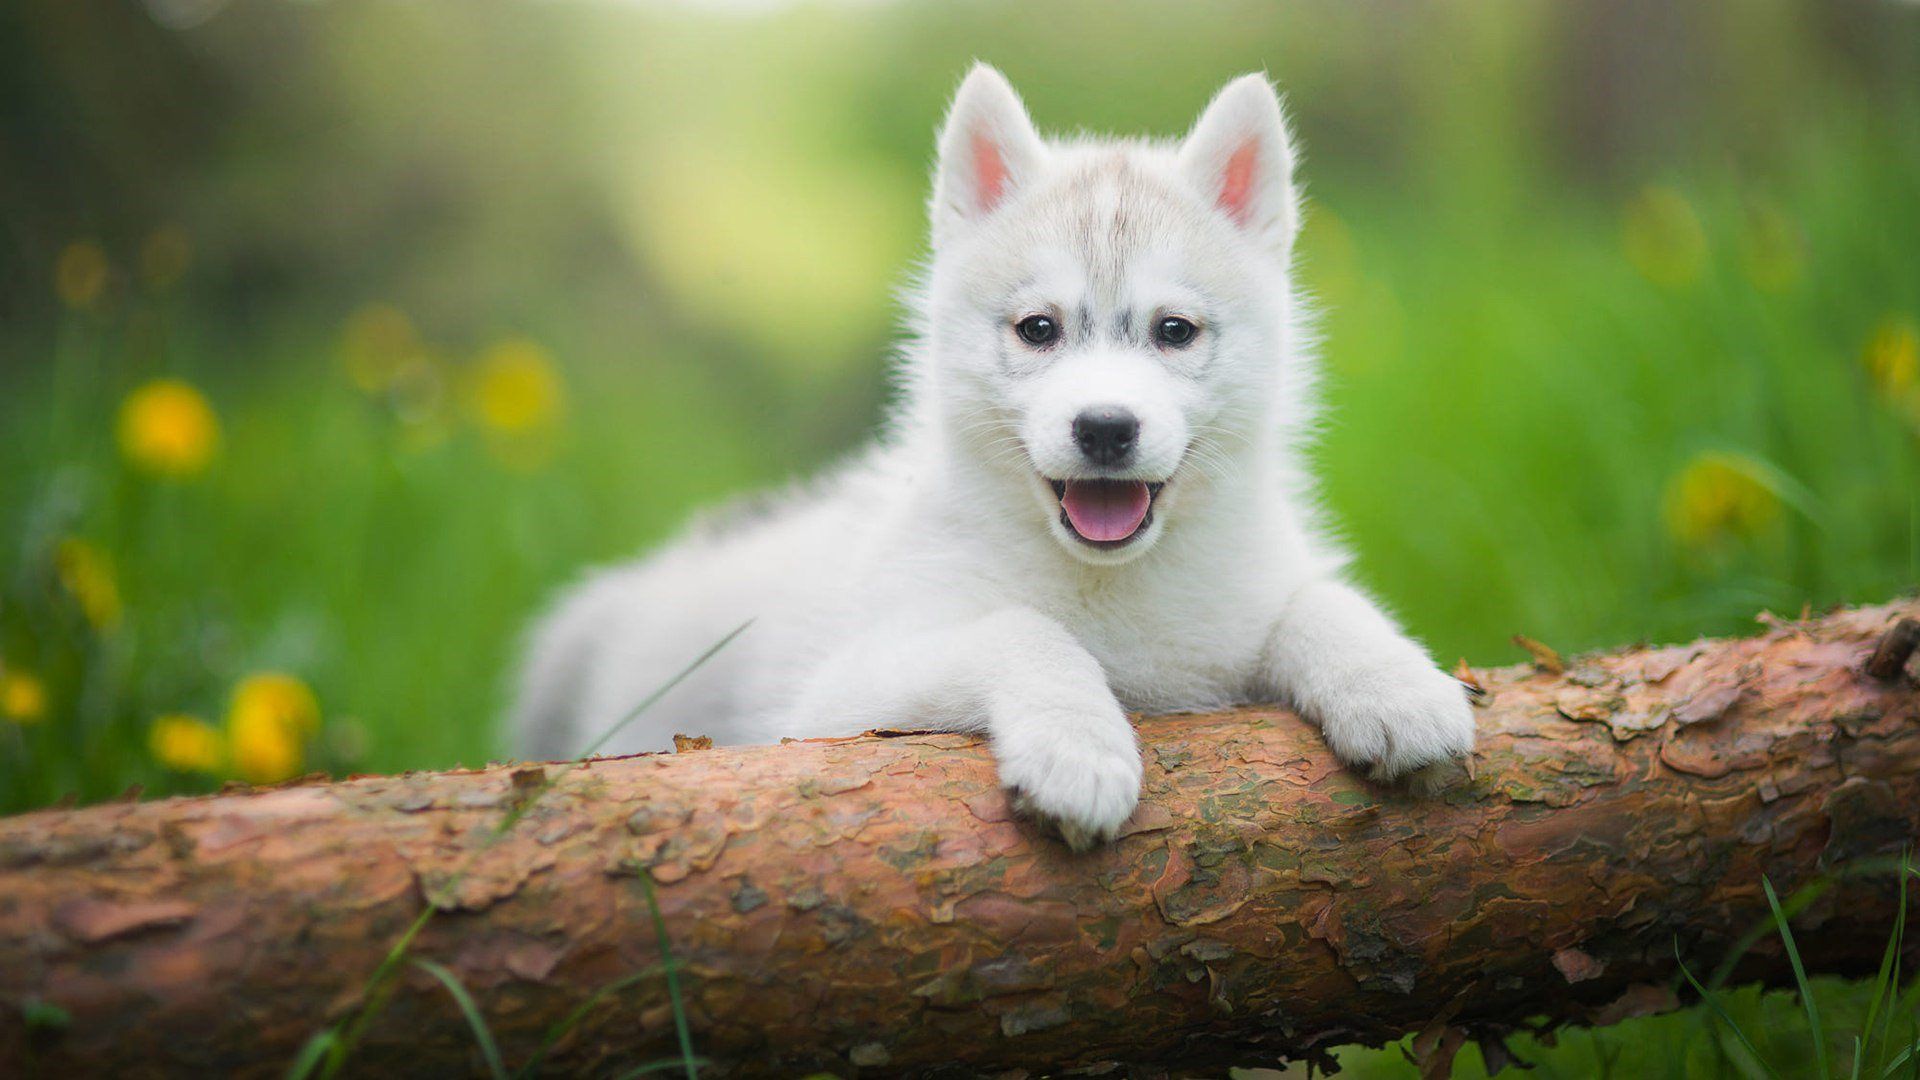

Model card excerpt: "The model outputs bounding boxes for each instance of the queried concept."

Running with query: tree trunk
[2,601,1917,1078]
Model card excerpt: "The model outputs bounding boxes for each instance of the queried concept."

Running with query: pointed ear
[1178,74,1299,256]
[931,64,1046,246]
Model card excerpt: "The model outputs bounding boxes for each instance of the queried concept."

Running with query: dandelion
[118,378,220,478]
[1663,451,1782,550]
[341,304,420,394]
[1623,185,1707,289]
[54,241,110,310]
[469,337,565,434]
[139,227,193,290]
[231,672,321,736]
[149,714,223,773]
[55,538,122,631]
[229,709,304,784]
[1862,315,1918,403]
[227,672,319,784]
[0,669,47,724]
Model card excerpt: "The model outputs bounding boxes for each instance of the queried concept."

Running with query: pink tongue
[1060,480,1152,542]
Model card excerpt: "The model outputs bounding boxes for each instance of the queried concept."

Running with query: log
[2,600,1918,1077]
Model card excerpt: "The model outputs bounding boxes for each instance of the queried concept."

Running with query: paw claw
[1314,660,1478,786]
[996,712,1142,851]
[1010,789,1117,851]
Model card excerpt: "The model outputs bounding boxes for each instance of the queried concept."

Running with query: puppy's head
[921,65,1304,566]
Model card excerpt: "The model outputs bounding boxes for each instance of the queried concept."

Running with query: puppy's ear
[931,63,1046,246]
[1178,74,1299,257]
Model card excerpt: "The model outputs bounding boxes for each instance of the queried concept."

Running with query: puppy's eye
[1015,314,1060,347]
[1155,316,1198,348]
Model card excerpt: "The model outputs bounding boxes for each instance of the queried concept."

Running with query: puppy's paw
[996,705,1142,851]
[1311,658,1476,784]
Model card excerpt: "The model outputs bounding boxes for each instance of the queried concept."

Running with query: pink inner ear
[1218,139,1260,226]
[971,130,1010,212]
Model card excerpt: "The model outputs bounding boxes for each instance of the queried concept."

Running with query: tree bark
[2,601,1917,1078]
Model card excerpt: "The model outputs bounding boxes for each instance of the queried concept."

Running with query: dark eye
[1155,316,1198,347]
[1015,314,1059,347]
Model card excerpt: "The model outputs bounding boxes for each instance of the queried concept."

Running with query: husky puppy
[513,65,1475,848]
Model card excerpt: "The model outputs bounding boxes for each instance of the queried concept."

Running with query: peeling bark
[2,601,1918,1077]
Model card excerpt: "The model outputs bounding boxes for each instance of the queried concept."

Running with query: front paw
[995,706,1143,851]
[1310,659,1476,784]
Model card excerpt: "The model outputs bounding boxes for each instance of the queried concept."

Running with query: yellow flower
[1,670,47,724]
[1663,451,1782,550]
[468,338,565,435]
[341,304,420,394]
[1623,185,1707,289]
[54,241,110,310]
[149,714,223,773]
[231,672,321,736]
[227,672,318,784]
[1862,315,1918,402]
[139,227,193,290]
[118,379,220,478]
[55,538,122,630]
[229,709,304,784]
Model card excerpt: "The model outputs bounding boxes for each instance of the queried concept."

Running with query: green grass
[1308,121,1920,662]
[0,6,1916,1072]
[3,122,1914,810]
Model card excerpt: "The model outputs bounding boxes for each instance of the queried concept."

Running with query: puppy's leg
[1260,579,1475,782]
[794,608,1140,850]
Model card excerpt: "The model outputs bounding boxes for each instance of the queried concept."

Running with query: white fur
[512,65,1475,849]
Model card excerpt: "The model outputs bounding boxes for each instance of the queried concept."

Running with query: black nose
[1072,407,1139,467]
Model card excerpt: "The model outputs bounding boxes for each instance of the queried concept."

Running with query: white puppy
[513,65,1475,848]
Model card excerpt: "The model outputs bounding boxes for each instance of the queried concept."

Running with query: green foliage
[3,0,1915,814]
[1,1,1917,1074]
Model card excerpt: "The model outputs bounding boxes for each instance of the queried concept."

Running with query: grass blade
[320,904,437,1078]
[1676,939,1781,1080]
[413,959,508,1080]
[1865,852,1911,1077]
[498,622,750,843]
[1710,878,1834,989]
[581,620,752,759]
[284,1030,338,1080]
[296,623,750,1080]
[1910,1000,1919,1080]
[641,870,700,1078]
[514,962,681,1080]
[1764,876,1830,1078]
[1887,1019,1920,1078]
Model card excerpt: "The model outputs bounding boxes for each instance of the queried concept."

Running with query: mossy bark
[2,602,1917,1077]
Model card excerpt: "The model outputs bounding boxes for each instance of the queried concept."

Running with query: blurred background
[3,2,1919,1075]
[2,0,1917,816]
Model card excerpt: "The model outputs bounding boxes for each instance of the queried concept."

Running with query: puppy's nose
[1072,407,1139,467]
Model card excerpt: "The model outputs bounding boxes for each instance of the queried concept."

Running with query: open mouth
[1046,478,1166,548]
